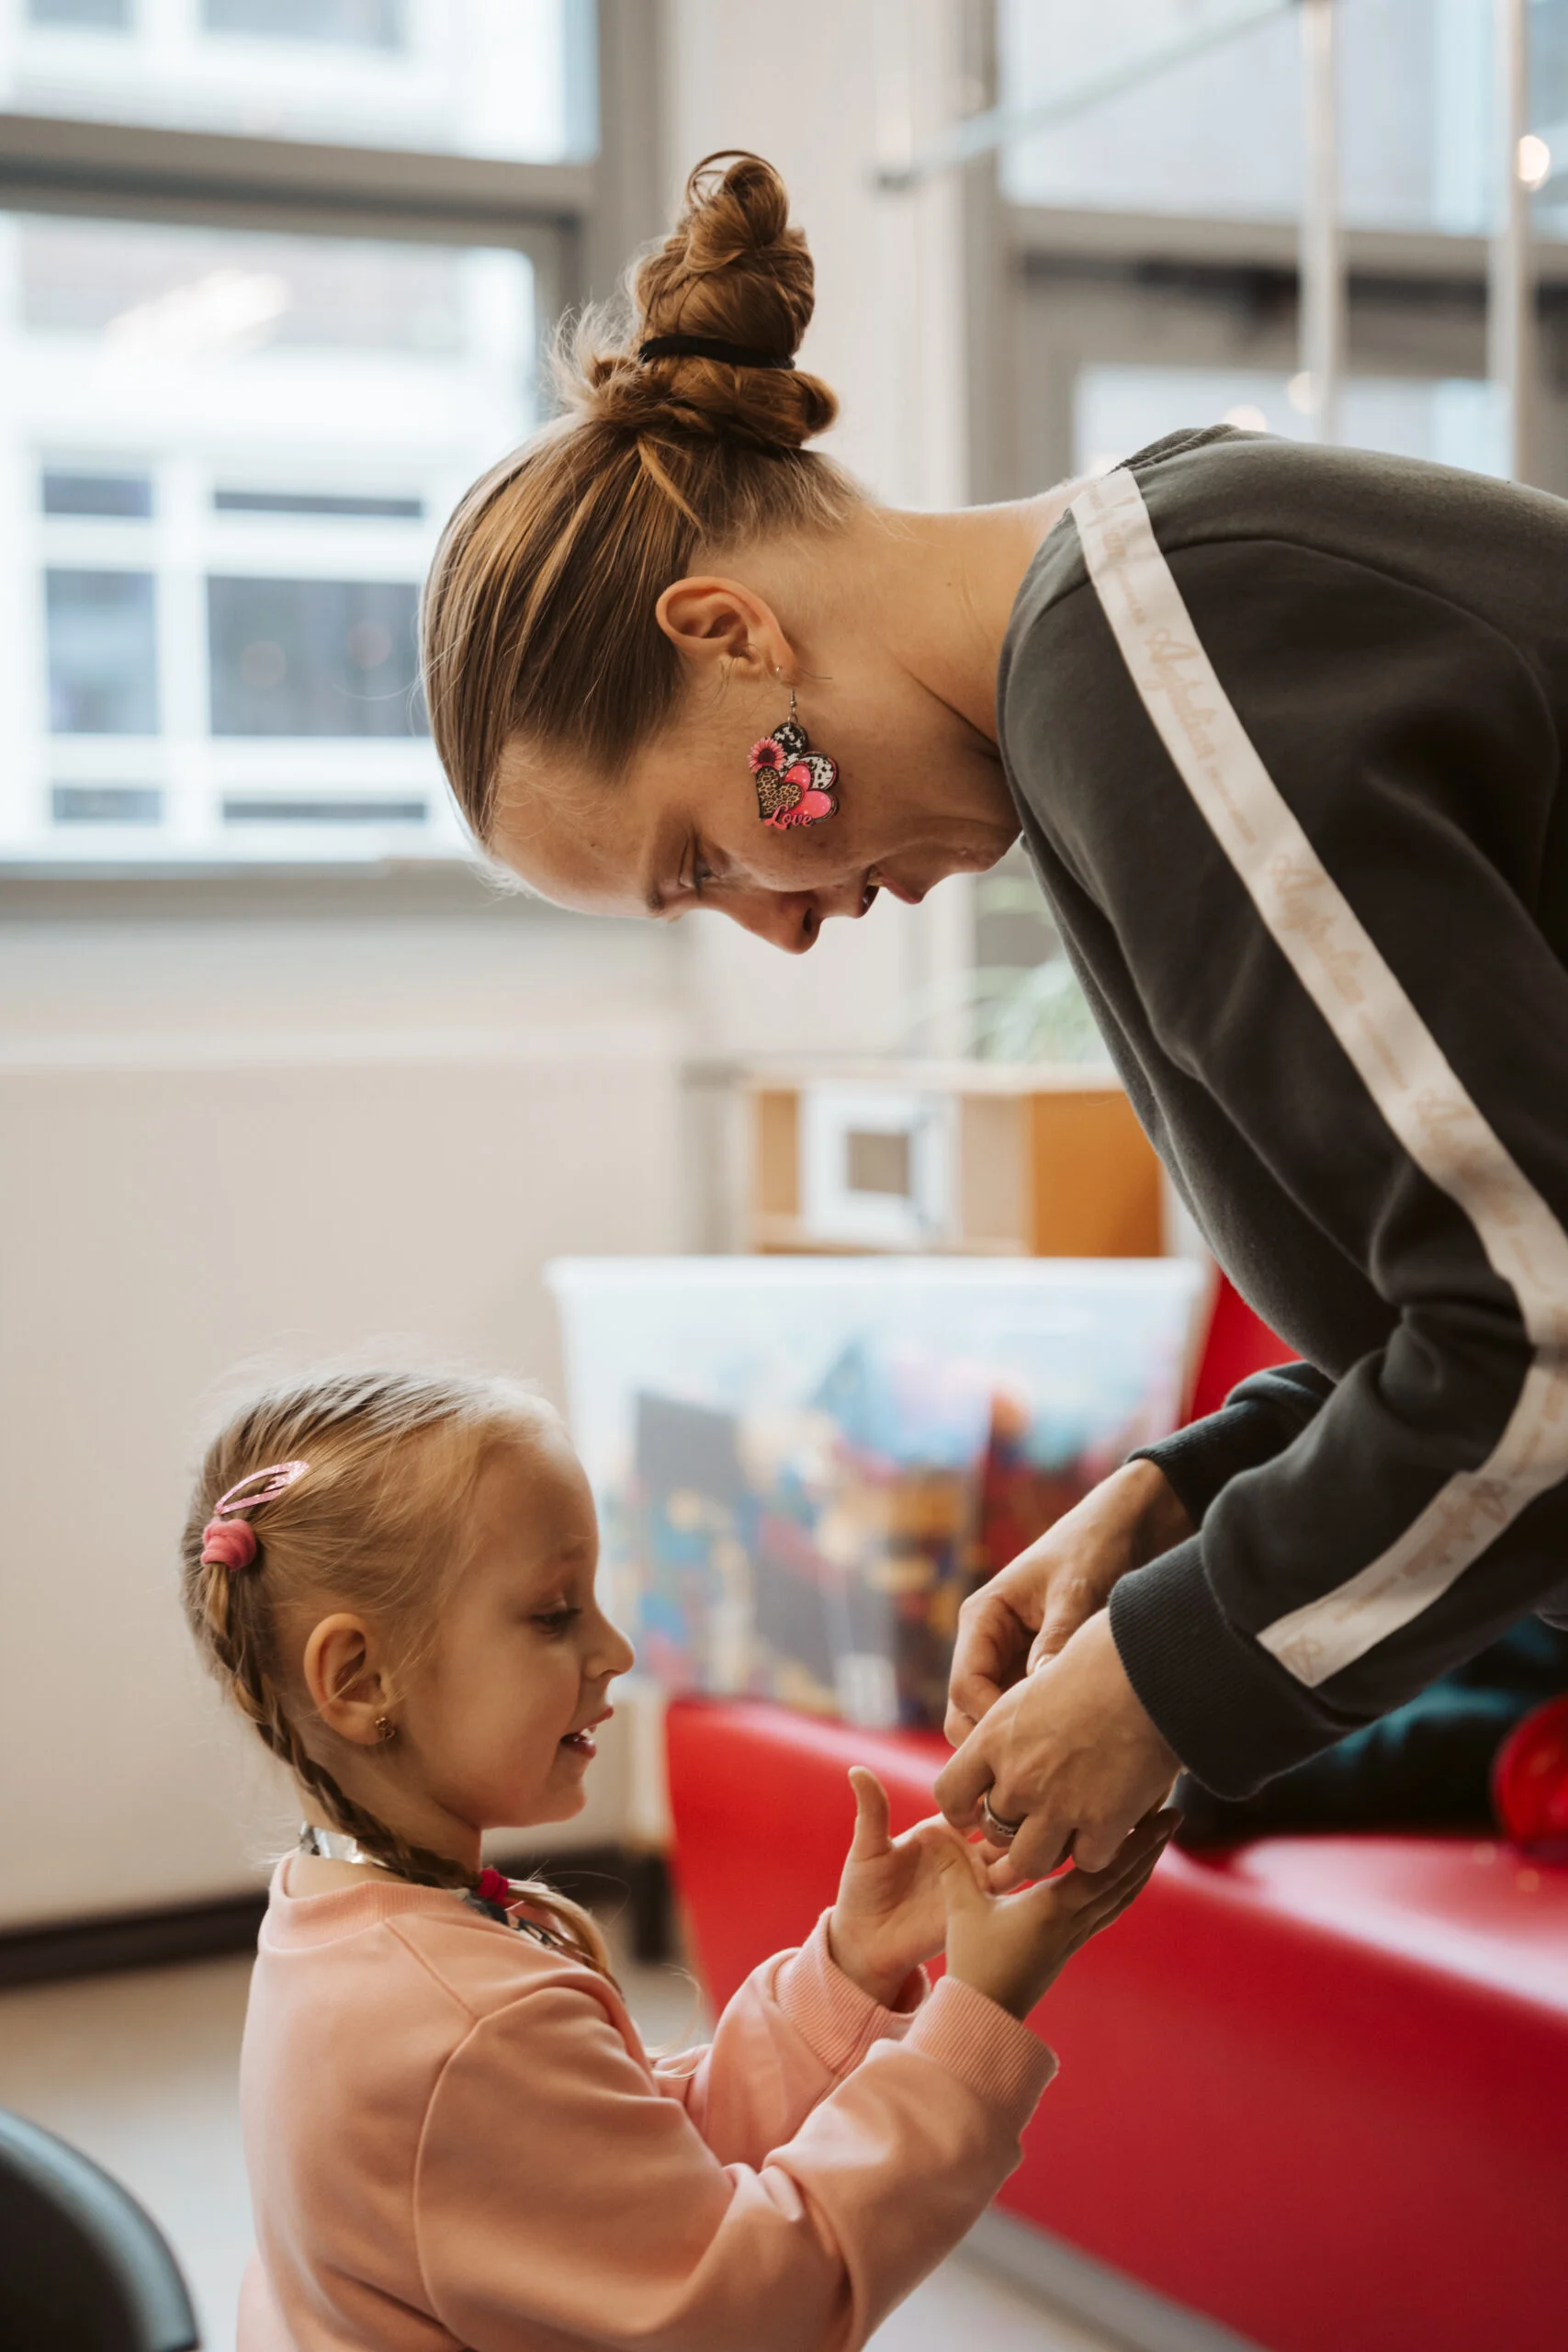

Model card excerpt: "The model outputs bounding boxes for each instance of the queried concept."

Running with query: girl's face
[398,1422,635,1837]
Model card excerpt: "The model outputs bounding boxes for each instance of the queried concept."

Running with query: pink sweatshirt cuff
[902,1974,1057,2125]
[771,1913,928,2077]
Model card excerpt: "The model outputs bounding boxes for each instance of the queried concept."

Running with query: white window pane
[22,220,471,354]
[201,0,406,46]
[47,569,159,733]
[43,468,154,518]
[208,577,423,738]
[1074,363,1508,478]
[0,0,594,163]
[0,211,536,867]
[52,783,163,821]
[29,0,131,28]
[998,0,1504,236]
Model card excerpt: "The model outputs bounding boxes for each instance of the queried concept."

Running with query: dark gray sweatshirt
[998,424,1568,1798]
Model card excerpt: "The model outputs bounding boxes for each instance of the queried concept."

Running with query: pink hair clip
[201,1459,310,1574]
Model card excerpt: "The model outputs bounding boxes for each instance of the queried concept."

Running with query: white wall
[664,0,981,1062]
[0,893,684,1926]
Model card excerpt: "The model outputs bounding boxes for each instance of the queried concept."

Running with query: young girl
[182,1365,1172,2351]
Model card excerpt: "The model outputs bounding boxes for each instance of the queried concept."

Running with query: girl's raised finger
[846,1767,892,1857]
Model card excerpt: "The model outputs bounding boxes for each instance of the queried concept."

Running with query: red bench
[667,1698,1568,2352]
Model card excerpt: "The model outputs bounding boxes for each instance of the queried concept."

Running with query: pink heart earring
[750,687,840,831]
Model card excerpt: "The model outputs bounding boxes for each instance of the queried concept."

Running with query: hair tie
[200,1458,310,1573]
[637,334,795,371]
[201,1519,258,1573]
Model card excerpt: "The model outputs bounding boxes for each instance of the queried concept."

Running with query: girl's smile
[558,1706,614,1762]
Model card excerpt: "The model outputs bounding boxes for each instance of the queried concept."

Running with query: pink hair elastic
[201,1459,310,1573]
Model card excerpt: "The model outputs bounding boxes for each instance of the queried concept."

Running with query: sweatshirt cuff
[1130,1400,1286,1528]
[1109,1537,1347,1800]
[773,1914,926,2077]
[902,1975,1056,2127]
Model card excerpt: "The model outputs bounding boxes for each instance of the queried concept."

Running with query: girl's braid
[204,1558,470,1893]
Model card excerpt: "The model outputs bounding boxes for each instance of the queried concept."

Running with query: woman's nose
[722,888,835,953]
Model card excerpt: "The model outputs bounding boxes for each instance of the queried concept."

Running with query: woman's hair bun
[565,152,839,453]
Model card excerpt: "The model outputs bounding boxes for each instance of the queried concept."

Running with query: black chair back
[0,2109,200,2351]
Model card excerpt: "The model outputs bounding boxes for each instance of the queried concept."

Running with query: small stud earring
[749,685,840,831]
[375,1715,396,1745]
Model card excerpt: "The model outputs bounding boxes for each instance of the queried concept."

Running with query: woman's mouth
[864,865,924,910]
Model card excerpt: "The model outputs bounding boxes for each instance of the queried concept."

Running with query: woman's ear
[302,1612,394,1749]
[655,573,794,685]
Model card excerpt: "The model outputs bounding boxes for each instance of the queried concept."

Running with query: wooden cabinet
[744,1061,1164,1258]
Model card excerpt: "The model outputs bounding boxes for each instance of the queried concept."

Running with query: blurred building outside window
[998,0,1499,235]
[997,0,1568,480]
[1073,362,1503,477]
[0,0,610,870]
[1,213,535,865]
[3,0,596,160]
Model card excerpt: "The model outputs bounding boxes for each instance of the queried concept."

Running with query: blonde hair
[420,151,863,847]
[179,1365,615,1979]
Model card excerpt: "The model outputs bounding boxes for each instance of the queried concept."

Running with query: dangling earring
[749,686,840,831]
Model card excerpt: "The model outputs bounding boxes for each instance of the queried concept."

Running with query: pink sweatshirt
[237,1857,1056,2351]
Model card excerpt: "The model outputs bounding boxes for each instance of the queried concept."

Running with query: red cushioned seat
[667,1698,1568,2352]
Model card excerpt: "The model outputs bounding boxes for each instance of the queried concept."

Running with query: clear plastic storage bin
[548,1257,1205,1731]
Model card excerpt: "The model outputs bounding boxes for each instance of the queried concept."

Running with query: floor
[0,1939,1120,2351]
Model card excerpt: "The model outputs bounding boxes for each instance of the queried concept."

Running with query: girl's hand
[936,1806,1178,2020]
[827,1768,979,2008]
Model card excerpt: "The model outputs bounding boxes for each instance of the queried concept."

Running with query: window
[208,578,423,739]
[52,784,163,823]
[1075,366,1503,479]
[46,570,159,735]
[987,0,1568,502]
[43,469,154,518]
[997,0,1499,234]
[28,0,130,26]
[4,212,536,865]
[202,0,406,45]
[0,2,652,870]
[0,0,596,162]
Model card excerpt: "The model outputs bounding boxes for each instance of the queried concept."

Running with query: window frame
[964,0,1568,501]
[0,0,662,889]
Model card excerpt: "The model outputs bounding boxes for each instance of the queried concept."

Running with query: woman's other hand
[944,1460,1194,1746]
[936,1610,1181,1885]
[827,1768,978,2007]
[937,1804,1177,2021]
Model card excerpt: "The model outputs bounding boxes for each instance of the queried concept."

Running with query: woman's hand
[937,1610,1180,1884]
[944,1460,1193,1746]
[827,1768,978,2008]
[936,1804,1177,2020]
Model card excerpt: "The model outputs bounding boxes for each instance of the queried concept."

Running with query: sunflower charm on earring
[750,690,840,831]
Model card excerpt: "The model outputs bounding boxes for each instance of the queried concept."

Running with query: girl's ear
[303,1612,393,1748]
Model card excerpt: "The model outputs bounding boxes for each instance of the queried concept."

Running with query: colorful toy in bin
[548,1257,1205,1732]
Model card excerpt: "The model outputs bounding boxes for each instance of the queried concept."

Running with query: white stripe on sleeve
[1069,463,1568,1688]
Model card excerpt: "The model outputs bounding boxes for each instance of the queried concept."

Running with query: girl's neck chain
[296,1825,569,1951]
